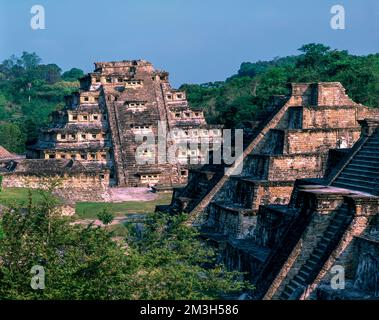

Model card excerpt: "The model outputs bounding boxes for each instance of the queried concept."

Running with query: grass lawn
[75,192,173,219]
[0,187,50,207]
[0,187,173,224]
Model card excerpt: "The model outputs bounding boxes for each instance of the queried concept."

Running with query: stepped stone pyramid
[1,60,221,201]
[252,119,379,300]
[159,82,379,300]
[164,83,376,220]
[331,119,379,194]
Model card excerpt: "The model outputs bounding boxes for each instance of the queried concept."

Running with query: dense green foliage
[62,68,84,82]
[0,191,249,299]
[182,43,379,126]
[126,213,251,299]
[97,208,114,225]
[0,52,81,153]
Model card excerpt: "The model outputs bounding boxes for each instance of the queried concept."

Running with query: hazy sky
[1,0,378,86]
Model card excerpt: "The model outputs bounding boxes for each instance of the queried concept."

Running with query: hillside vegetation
[181,43,379,127]
[0,52,82,153]
[1,44,378,152]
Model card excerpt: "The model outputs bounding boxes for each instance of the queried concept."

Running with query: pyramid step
[339,172,379,181]
[353,154,379,163]
[333,181,375,194]
[336,177,378,187]
[328,224,341,231]
[323,235,334,243]
[323,232,336,243]
[309,253,322,264]
[358,152,379,159]
[344,167,379,176]
[334,178,377,188]
[313,247,326,256]
[318,242,329,249]
[332,214,349,223]
[365,142,379,148]
[361,147,379,153]
[290,279,305,289]
[210,201,254,214]
[303,263,314,272]
[333,214,347,223]
[348,163,379,172]
[304,264,317,273]
[282,287,293,298]
[337,209,350,220]
[324,230,336,238]
[280,291,291,300]
[299,270,311,281]
[294,274,308,284]
[360,145,379,151]
[365,147,379,153]
[351,157,378,164]
[287,283,297,292]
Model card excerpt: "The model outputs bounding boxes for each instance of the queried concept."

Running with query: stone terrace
[158,82,379,300]
[1,60,221,202]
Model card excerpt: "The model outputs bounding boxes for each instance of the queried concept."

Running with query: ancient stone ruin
[0,63,378,300]
[0,146,22,163]
[0,60,221,201]
[161,82,379,300]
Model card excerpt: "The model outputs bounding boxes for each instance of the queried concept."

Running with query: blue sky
[1,0,378,86]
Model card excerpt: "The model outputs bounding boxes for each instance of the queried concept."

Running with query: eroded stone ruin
[0,63,378,300]
[161,82,379,300]
[0,60,221,201]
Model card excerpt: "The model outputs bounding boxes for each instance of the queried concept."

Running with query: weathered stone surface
[1,60,220,201]
[161,82,379,300]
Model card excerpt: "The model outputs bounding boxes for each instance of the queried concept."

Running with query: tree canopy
[182,43,379,126]
[0,52,83,153]
[0,191,250,299]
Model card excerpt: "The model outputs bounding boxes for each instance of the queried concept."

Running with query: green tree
[97,208,114,225]
[20,51,42,70]
[296,43,331,69]
[0,192,136,299]
[0,192,251,300]
[34,64,62,84]
[62,68,84,81]
[0,52,79,149]
[126,213,252,299]
[0,122,25,153]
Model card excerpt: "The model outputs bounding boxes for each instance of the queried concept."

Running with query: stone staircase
[332,128,379,195]
[162,98,290,214]
[104,96,128,186]
[167,160,231,213]
[278,204,352,300]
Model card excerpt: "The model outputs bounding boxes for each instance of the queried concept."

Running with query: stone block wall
[256,183,295,208]
[206,203,244,238]
[316,82,356,106]
[267,154,325,181]
[284,128,361,154]
[254,205,296,249]
[302,106,360,129]
[223,239,270,281]
[1,173,108,202]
